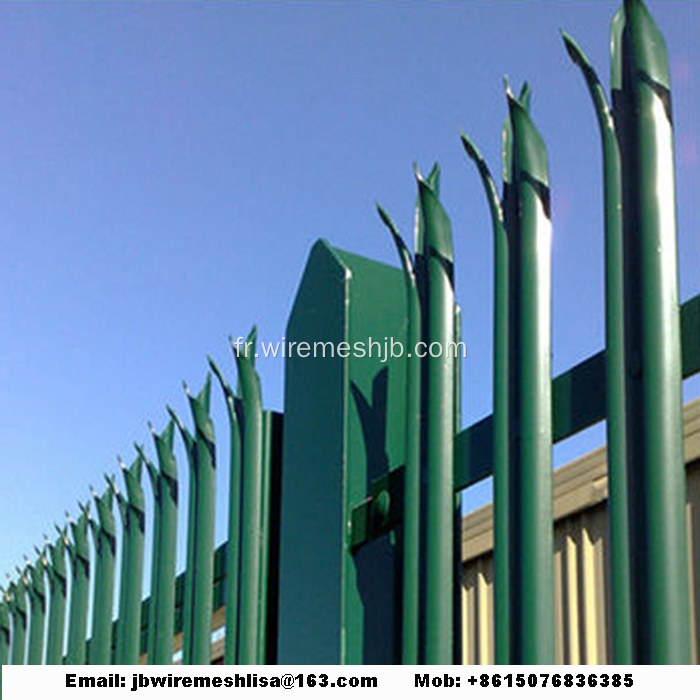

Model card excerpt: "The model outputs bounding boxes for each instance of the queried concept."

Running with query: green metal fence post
[460,81,531,665]
[141,421,178,664]
[561,28,632,665]
[167,408,196,655]
[416,166,455,665]
[65,506,90,665]
[188,376,217,665]
[461,132,510,664]
[257,409,275,663]
[8,576,28,665]
[2,1,698,670]
[113,455,146,665]
[45,529,68,665]
[506,89,554,664]
[209,357,243,665]
[614,0,691,664]
[1,591,11,666]
[26,555,47,665]
[171,375,216,665]
[377,205,421,665]
[278,241,408,664]
[88,485,117,664]
[235,330,266,665]
[1,591,10,696]
[452,304,463,665]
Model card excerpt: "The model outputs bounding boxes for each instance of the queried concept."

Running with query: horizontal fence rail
[1,0,698,672]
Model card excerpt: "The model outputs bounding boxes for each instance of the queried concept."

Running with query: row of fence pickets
[1,0,699,668]
[461,398,700,665]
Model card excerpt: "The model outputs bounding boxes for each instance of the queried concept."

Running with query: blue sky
[1,1,698,584]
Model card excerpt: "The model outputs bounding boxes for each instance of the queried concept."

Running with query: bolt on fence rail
[1,0,698,674]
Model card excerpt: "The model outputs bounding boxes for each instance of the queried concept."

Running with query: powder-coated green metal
[0,593,10,666]
[413,163,440,259]
[277,243,349,665]
[257,409,274,663]
[0,594,8,698]
[377,204,421,665]
[114,455,146,664]
[189,376,216,666]
[506,90,554,664]
[561,28,632,665]
[209,357,243,665]
[8,577,27,665]
[459,81,531,666]
[26,555,47,664]
[452,305,463,665]
[614,0,690,664]
[168,407,196,658]
[461,132,510,664]
[356,294,699,552]
[2,0,699,670]
[416,167,455,665]
[89,485,117,664]
[277,241,407,664]
[45,530,68,665]
[236,331,265,665]
[65,506,90,665]
[0,595,8,697]
[141,421,178,664]
[454,293,698,492]
[172,375,216,665]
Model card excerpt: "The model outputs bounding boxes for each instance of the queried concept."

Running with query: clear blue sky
[1,1,698,584]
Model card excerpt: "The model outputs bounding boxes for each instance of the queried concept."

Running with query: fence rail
[1,0,698,670]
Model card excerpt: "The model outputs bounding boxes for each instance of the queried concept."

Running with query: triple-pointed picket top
[556,0,691,665]
[8,569,28,666]
[462,80,554,664]
[560,26,631,666]
[44,527,69,665]
[615,0,688,664]
[415,163,457,665]
[374,162,456,665]
[376,204,421,665]
[209,354,243,665]
[461,79,532,665]
[25,551,47,665]
[88,483,117,664]
[0,0,693,669]
[232,327,268,665]
[0,586,11,672]
[169,375,216,665]
[65,504,90,664]
[139,420,178,664]
[111,454,146,664]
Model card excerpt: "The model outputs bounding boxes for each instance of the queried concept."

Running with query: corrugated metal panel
[461,398,700,664]
[688,456,700,662]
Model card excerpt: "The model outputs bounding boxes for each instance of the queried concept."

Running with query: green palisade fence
[88,486,117,665]
[1,0,698,667]
[113,455,146,665]
[44,530,68,666]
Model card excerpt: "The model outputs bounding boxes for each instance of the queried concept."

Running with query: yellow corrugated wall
[461,398,700,665]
